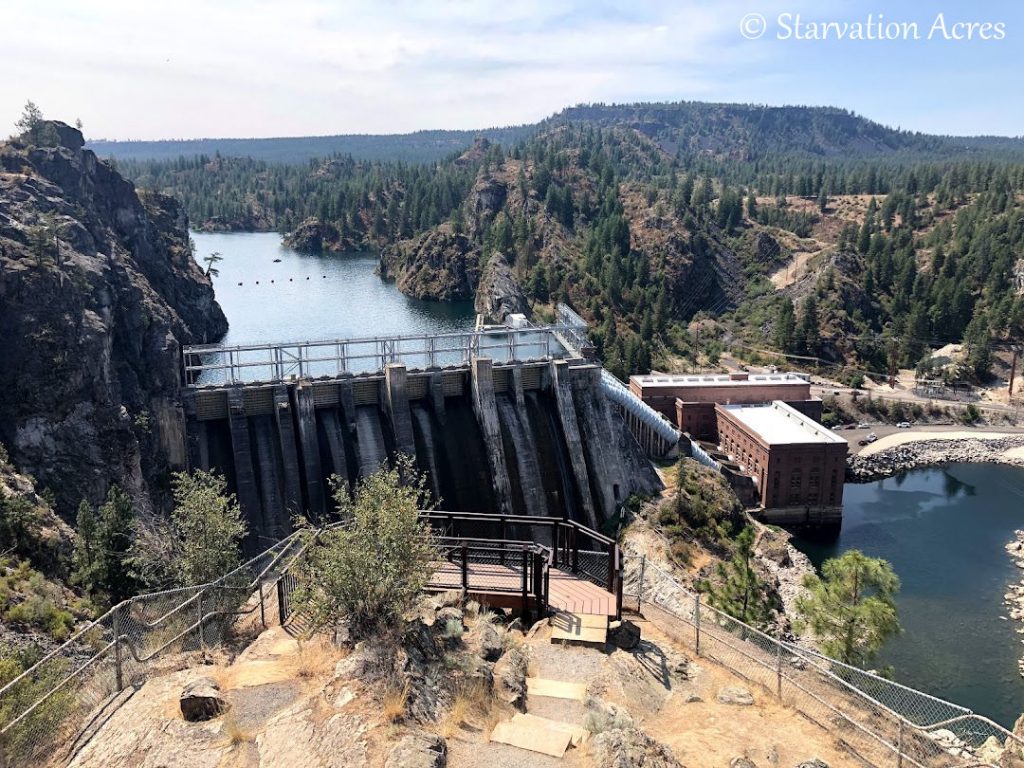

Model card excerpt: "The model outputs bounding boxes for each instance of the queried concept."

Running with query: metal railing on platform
[422,510,621,612]
[183,325,580,386]
[625,554,1024,768]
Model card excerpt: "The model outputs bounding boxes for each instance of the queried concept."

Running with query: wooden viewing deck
[429,561,616,617]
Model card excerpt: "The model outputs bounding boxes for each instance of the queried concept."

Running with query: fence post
[896,718,904,768]
[694,593,701,655]
[277,578,287,626]
[521,549,529,623]
[775,641,783,699]
[113,604,124,692]
[461,544,469,596]
[197,589,206,649]
[637,555,646,611]
[258,578,266,629]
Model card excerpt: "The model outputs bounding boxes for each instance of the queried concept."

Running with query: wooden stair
[526,677,587,701]
[489,713,589,757]
[549,611,608,646]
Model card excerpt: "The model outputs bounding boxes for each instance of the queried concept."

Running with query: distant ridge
[87,126,536,165]
[88,101,1024,166]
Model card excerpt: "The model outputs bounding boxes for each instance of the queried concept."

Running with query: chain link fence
[625,554,1024,768]
[0,531,308,767]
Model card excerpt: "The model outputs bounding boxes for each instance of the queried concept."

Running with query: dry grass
[292,637,345,680]
[382,680,410,723]
[221,712,252,746]
[437,681,494,739]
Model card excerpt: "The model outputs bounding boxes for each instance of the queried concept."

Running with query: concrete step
[526,677,587,701]
[489,713,588,758]
[550,611,608,646]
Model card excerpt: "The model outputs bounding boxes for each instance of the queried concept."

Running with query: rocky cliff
[0,121,227,518]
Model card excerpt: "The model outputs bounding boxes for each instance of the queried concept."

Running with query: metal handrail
[183,323,582,385]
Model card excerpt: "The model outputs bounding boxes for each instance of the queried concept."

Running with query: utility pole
[1010,346,1019,399]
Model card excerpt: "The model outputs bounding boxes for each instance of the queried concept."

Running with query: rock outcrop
[474,253,528,322]
[283,216,344,254]
[0,121,227,517]
[589,728,683,768]
[379,224,480,301]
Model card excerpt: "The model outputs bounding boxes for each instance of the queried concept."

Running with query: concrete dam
[178,313,667,550]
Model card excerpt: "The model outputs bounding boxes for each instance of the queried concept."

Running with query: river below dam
[191,231,475,347]
[796,463,1024,728]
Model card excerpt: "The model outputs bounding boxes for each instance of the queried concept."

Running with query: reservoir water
[191,231,475,347]
[795,463,1024,728]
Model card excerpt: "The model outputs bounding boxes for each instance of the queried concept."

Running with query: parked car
[866,433,878,442]
[858,439,869,446]
[897,421,911,429]
[857,422,870,429]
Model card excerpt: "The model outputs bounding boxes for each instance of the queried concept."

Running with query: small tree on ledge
[291,457,438,638]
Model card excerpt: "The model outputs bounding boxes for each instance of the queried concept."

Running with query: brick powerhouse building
[716,401,847,528]
[628,372,818,441]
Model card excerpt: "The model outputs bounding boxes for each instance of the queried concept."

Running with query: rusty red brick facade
[714,402,847,511]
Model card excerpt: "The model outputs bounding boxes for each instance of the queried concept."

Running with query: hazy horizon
[3,1,1020,141]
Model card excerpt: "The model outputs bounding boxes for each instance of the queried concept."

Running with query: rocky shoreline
[1005,531,1024,678]
[846,436,1024,482]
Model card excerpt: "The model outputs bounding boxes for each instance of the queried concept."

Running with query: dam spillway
[180,358,662,550]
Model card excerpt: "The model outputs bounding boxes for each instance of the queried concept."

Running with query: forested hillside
[117,101,1024,383]
[89,125,536,164]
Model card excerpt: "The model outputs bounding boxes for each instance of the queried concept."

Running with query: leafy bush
[290,458,438,637]
[960,403,982,425]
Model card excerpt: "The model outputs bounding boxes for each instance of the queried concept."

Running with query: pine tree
[774,298,796,352]
[705,527,772,628]
[796,550,900,667]
[72,487,138,604]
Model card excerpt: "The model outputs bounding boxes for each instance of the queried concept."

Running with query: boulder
[477,623,504,662]
[492,644,529,711]
[716,685,754,706]
[179,677,229,722]
[608,620,641,650]
[731,758,758,768]
[384,731,447,768]
[590,728,683,768]
[474,252,529,323]
[585,697,634,732]
[795,760,829,768]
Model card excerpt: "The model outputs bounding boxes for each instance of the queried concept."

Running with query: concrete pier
[384,363,416,457]
[272,385,303,518]
[471,357,515,516]
[550,361,598,529]
[429,370,447,424]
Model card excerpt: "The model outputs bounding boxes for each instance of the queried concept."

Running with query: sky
[2,0,1021,140]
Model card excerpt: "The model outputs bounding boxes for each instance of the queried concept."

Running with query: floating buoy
[306,276,310,280]
[255,280,259,284]
[271,279,275,283]
[238,282,242,286]
[289,278,293,281]
[322,275,326,278]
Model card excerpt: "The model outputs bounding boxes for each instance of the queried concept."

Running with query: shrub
[290,457,437,637]
[960,403,982,425]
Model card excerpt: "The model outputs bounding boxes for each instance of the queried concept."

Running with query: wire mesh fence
[625,554,1024,768]
[0,532,307,767]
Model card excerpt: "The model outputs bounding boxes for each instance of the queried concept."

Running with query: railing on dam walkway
[183,324,581,386]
